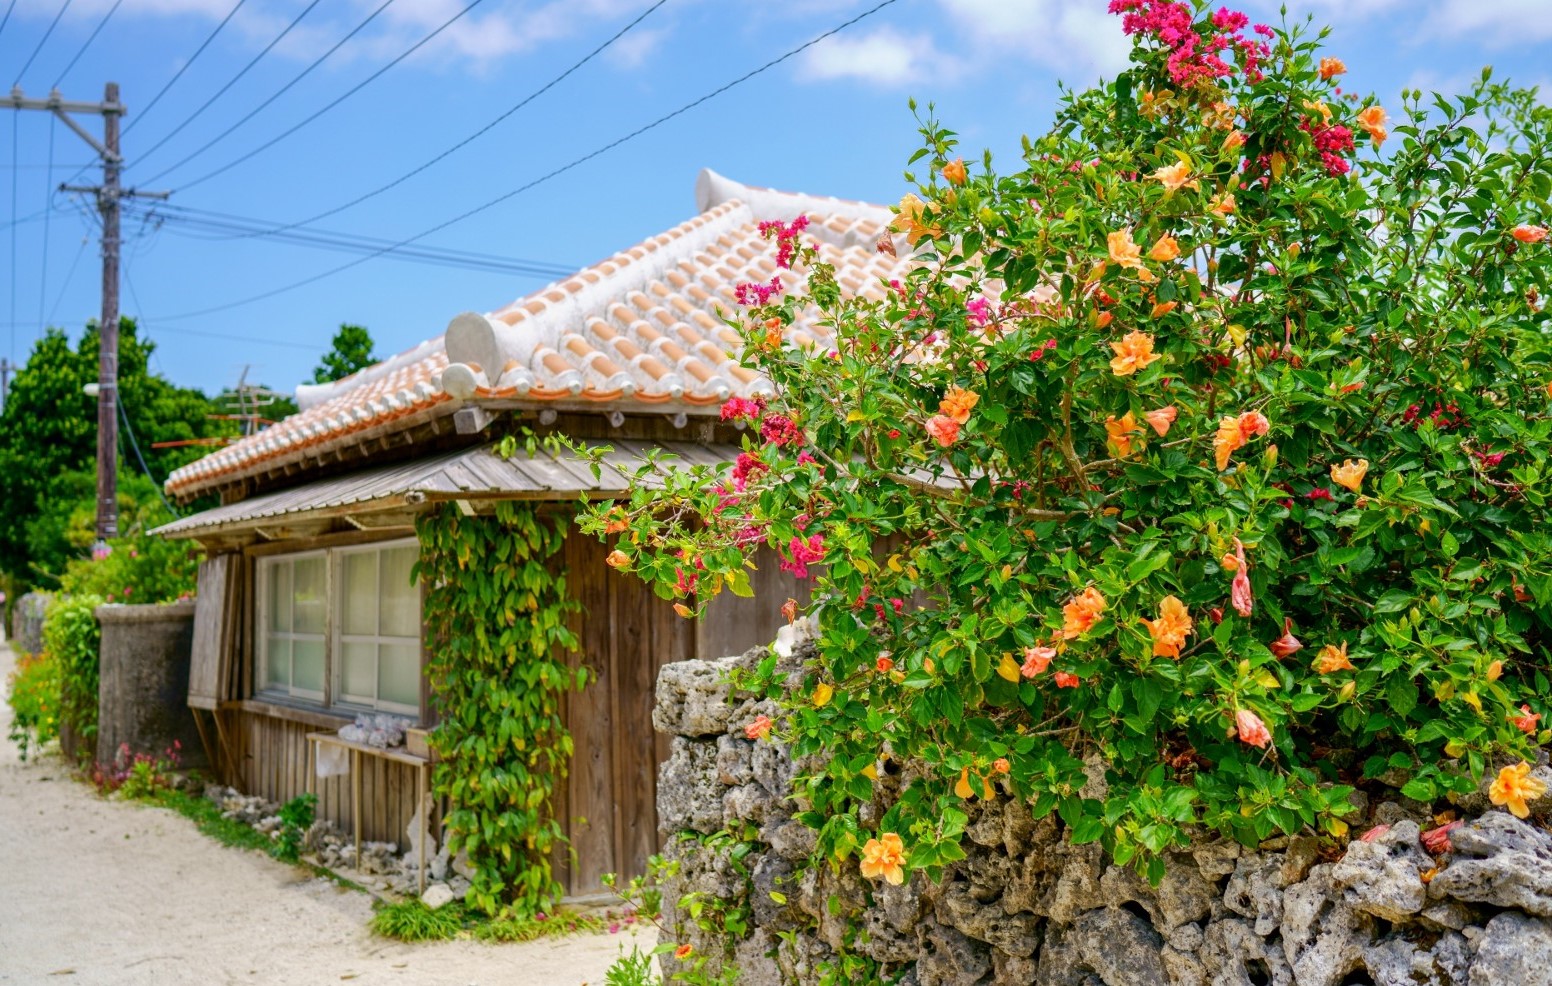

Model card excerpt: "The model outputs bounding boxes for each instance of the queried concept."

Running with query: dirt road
[0,639,639,986]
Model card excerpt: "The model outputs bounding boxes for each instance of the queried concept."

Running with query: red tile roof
[166,170,915,498]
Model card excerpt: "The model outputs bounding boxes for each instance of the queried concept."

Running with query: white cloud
[801,26,958,87]
[603,25,668,69]
[1427,0,1552,47]
[938,0,1132,81]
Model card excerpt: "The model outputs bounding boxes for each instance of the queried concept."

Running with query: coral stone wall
[653,635,1552,986]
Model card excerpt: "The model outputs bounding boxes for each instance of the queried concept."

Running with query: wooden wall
[222,706,423,847]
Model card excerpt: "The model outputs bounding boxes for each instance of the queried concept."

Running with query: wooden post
[95,81,121,543]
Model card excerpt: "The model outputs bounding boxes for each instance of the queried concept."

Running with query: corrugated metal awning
[154,440,739,540]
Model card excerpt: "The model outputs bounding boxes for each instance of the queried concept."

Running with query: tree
[0,319,221,587]
[589,2,1552,887]
[311,324,377,384]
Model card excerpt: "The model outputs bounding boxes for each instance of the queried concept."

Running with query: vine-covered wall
[416,502,584,916]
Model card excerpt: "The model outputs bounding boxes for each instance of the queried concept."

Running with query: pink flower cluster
[760,413,804,448]
[1029,338,1059,361]
[1403,400,1466,431]
[735,277,784,306]
[758,215,810,269]
[965,297,993,327]
[780,534,826,579]
[720,396,765,422]
[732,452,768,491]
[1108,0,1269,86]
[1302,120,1356,176]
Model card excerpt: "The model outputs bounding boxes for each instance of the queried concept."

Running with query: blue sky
[2,0,1548,395]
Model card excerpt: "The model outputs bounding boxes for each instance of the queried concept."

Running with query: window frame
[331,538,422,717]
[255,550,330,705]
[252,537,422,718]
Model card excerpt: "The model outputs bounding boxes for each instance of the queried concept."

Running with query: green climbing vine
[415,501,584,917]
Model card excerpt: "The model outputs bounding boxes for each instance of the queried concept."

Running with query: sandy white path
[0,639,640,986]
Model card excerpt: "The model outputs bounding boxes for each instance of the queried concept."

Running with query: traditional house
[157,170,912,896]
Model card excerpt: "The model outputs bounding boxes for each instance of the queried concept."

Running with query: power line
[128,0,397,179]
[117,395,179,518]
[150,0,487,191]
[46,233,88,327]
[147,0,903,323]
[127,200,576,278]
[243,0,670,236]
[131,0,324,167]
[11,0,73,88]
[37,116,55,336]
[52,0,122,89]
[122,0,249,136]
[0,0,16,43]
[121,259,342,353]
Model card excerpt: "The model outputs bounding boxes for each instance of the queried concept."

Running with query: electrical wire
[0,0,17,44]
[11,0,73,88]
[130,0,324,167]
[128,0,397,179]
[149,0,487,190]
[45,234,88,327]
[126,200,576,278]
[146,0,903,323]
[122,0,249,136]
[37,116,55,335]
[51,0,122,89]
[243,0,670,236]
[121,259,339,353]
[117,394,179,518]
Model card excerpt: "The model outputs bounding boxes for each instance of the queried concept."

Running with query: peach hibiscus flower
[745,715,773,741]
[860,833,907,884]
[1110,331,1161,376]
[1021,645,1056,678]
[1151,161,1199,193]
[1489,762,1546,819]
[1209,192,1236,217]
[1060,587,1107,640]
[1512,704,1542,735]
[1144,405,1177,437]
[1511,225,1548,244]
[942,158,967,186]
[1140,595,1194,658]
[1235,709,1272,749]
[893,193,942,246]
[925,414,961,447]
[1318,56,1347,80]
[1054,671,1080,689]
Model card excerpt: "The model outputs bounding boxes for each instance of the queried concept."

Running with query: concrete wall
[652,629,1552,986]
[9,591,51,657]
[95,601,203,767]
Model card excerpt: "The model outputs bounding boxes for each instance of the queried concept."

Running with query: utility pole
[5,82,169,546]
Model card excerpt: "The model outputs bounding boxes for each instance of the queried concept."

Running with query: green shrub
[43,593,102,755]
[5,648,61,759]
[368,900,471,942]
[272,793,317,863]
[586,0,1552,885]
[57,530,199,605]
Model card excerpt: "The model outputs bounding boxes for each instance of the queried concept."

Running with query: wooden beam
[453,406,494,435]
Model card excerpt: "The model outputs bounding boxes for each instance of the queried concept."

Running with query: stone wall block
[1330,820,1432,922]
[1427,813,1552,918]
[94,601,201,766]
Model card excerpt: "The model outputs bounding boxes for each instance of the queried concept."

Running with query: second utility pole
[8,81,169,545]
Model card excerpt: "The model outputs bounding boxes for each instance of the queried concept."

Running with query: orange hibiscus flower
[1511,704,1542,735]
[1110,331,1161,376]
[1235,709,1271,749]
[1330,458,1368,492]
[1148,234,1181,262]
[1313,641,1355,674]
[1210,192,1236,217]
[1021,645,1056,677]
[940,386,980,424]
[1141,595,1194,658]
[1511,225,1548,244]
[925,414,961,447]
[1108,229,1145,269]
[1105,412,1142,459]
[1488,762,1546,819]
[1213,411,1270,470]
[1318,56,1347,80]
[1356,105,1388,145]
[1060,587,1107,640]
[942,158,968,186]
[859,832,907,884]
[893,193,942,245]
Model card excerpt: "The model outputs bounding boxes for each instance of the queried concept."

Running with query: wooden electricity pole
[6,82,168,544]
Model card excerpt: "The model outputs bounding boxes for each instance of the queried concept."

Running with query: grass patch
[370,899,472,942]
[369,899,610,944]
[150,787,275,854]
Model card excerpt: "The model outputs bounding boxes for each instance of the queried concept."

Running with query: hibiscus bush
[583,0,1552,882]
